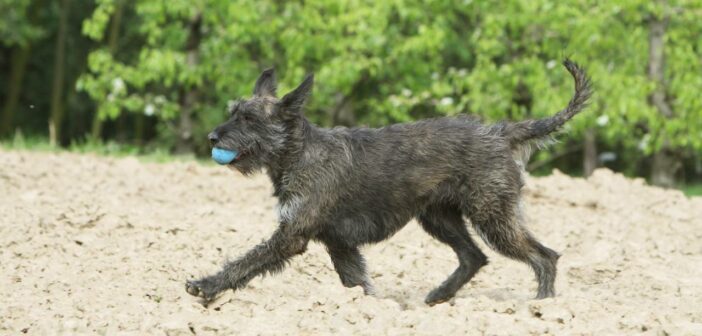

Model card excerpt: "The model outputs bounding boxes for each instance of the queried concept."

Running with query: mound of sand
[1,149,700,335]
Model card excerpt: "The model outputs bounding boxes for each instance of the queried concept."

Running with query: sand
[1,149,701,335]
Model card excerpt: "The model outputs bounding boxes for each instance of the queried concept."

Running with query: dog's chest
[276,196,303,224]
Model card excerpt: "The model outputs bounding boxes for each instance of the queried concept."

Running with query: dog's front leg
[186,227,308,301]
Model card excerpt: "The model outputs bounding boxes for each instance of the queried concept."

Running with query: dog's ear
[253,68,277,97]
[279,74,314,115]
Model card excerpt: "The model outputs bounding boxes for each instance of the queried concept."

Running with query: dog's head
[208,69,313,174]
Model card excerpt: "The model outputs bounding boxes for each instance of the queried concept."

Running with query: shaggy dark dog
[186,59,592,305]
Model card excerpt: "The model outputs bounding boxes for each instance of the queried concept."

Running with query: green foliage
[2,0,702,181]
[666,0,702,150]
[682,183,702,197]
[78,0,702,151]
[0,0,42,46]
[2,132,190,163]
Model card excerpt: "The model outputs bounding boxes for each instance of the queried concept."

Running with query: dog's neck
[266,117,318,199]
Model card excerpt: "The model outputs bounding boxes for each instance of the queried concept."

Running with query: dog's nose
[208,131,219,145]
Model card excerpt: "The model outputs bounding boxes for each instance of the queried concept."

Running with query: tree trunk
[135,114,145,145]
[647,1,680,188]
[65,37,91,140]
[175,13,202,154]
[2,0,41,137]
[116,114,128,142]
[1,46,31,137]
[583,127,597,177]
[651,145,681,188]
[91,0,125,140]
[90,109,103,140]
[49,0,70,146]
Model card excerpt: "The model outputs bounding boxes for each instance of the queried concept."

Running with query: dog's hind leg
[326,245,375,295]
[418,204,488,305]
[468,199,559,299]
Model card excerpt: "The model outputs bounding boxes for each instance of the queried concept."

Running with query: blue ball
[211,147,238,165]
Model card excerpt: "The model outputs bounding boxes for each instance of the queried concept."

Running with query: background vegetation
[1,0,701,189]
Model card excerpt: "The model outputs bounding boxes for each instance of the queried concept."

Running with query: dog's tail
[490,59,593,168]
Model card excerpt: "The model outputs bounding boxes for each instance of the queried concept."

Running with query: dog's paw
[362,282,377,296]
[185,277,223,302]
[424,287,454,306]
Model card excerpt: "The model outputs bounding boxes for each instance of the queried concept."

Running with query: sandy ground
[1,149,701,335]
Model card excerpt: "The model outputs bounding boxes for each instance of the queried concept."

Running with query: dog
[186,59,592,305]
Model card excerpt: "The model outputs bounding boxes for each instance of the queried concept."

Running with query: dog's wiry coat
[186,60,593,305]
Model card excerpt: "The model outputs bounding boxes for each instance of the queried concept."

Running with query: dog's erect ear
[253,68,277,97]
[279,74,314,115]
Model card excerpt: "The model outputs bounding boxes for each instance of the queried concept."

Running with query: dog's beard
[227,157,263,176]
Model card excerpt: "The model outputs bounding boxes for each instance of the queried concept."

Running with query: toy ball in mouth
[211,147,239,165]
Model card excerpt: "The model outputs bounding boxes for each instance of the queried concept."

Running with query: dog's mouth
[227,148,255,166]
[226,149,255,174]
[229,149,247,164]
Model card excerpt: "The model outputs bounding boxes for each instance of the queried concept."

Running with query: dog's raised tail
[493,59,593,147]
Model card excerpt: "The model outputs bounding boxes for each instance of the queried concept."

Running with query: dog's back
[312,59,592,226]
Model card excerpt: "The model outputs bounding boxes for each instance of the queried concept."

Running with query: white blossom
[638,134,650,152]
[389,96,401,108]
[596,115,609,126]
[439,97,454,106]
[111,78,125,93]
[144,104,155,116]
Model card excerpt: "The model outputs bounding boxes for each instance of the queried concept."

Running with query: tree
[70,0,702,184]
[90,0,126,140]
[648,0,678,187]
[0,0,43,137]
[175,12,201,153]
[49,0,70,146]
[80,0,209,151]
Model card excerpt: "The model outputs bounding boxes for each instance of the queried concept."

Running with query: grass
[1,132,206,164]
[682,184,702,197]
